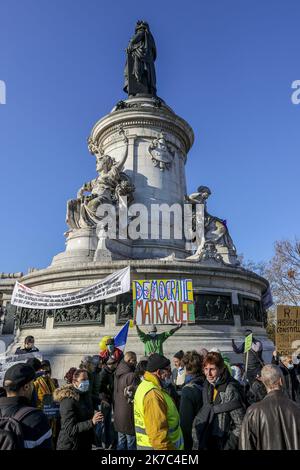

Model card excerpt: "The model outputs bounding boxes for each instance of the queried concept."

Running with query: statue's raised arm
[76,180,95,199]
[116,125,129,170]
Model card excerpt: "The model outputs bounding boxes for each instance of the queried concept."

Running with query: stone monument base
[8,259,274,380]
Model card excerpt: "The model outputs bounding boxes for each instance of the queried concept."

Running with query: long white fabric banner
[11,267,130,310]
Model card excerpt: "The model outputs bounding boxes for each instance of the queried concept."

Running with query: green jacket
[136,326,179,355]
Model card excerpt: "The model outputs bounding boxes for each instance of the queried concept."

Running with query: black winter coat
[113,360,136,435]
[272,356,300,402]
[0,396,52,449]
[279,364,300,403]
[179,375,203,450]
[193,369,246,450]
[98,367,115,404]
[53,385,95,450]
[247,378,267,405]
[239,389,300,450]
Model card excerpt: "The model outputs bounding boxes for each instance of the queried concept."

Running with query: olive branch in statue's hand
[118,124,128,144]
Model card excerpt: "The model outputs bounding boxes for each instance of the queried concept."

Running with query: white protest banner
[11,267,130,310]
[0,352,43,387]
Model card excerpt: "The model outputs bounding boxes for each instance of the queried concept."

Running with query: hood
[53,384,80,402]
[185,374,204,386]
[143,371,162,389]
[115,360,135,378]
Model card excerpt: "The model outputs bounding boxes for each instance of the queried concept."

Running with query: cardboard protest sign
[132,279,195,325]
[244,333,253,353]
[42,395,60,418]
[276,305,300,357]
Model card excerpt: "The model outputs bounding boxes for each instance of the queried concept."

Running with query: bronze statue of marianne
[124,20,157,97]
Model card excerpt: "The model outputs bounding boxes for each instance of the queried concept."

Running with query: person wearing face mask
[0,363,52,449]
[276,355,300,403]
[134,353,184,450]
[79,355,101,408]
[193,352,246,450]
[232,330,264,385]
[99,337,123,365]
[53,368,103,450]
[136,324,183,356]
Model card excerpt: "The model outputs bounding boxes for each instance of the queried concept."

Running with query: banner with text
[276,305,300,357]
[132,279,195,325]
[11,267,130,310]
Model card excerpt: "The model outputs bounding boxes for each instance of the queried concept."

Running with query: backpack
[0,406,35,450]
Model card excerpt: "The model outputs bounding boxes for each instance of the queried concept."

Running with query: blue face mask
[287,364,294,370]
[76,380,90,393]
[107,345,114,353]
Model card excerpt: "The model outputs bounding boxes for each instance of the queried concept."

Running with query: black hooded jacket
[179,375,204,450]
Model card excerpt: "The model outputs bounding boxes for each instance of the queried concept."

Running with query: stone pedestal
[52,228,97,266]
[51,96,194,267]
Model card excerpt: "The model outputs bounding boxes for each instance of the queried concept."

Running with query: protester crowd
[0,329,300,450]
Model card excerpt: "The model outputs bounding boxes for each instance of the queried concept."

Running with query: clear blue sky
[0,0,299,274]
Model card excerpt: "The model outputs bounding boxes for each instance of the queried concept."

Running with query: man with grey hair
[239,364,300,450]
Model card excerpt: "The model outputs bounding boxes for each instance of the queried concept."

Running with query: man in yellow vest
[134,353,184,450]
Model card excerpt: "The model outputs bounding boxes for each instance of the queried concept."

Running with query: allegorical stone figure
[186,185,236,259]
[66,128,134,230]
[124,20,157,97]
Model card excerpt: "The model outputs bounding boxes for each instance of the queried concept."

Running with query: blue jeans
[95,406,113,448]
[117,433,136,450]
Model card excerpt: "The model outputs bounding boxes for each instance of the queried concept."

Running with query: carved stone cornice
[90,106,194,156]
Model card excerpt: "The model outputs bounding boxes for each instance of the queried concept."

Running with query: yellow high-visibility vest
[134,379,184,450]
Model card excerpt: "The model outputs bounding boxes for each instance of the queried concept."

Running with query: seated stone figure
[186,185,236,259]
[67,134,134,230]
